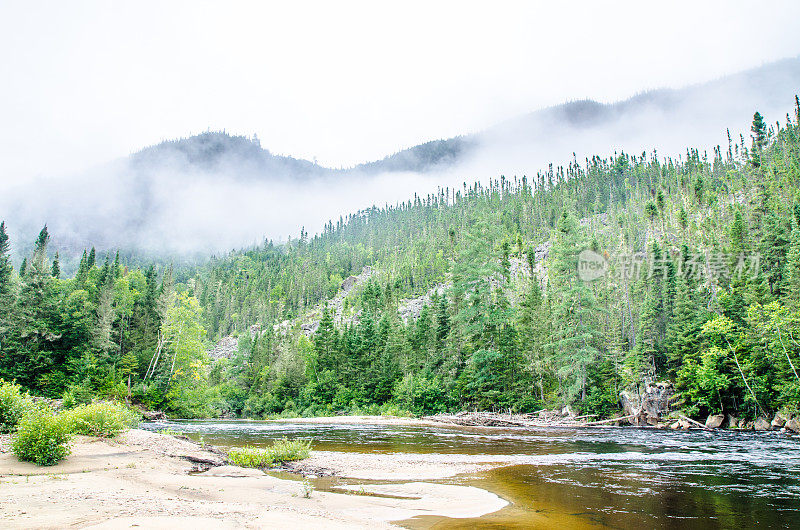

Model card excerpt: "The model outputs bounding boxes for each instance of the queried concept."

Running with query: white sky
[1,0,799,181]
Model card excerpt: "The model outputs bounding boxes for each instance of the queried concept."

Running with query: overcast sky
[2,0,799,181]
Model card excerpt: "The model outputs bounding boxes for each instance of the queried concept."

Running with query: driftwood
[679,415,711,430]
[584,414,635,426]
[179,454,225,466]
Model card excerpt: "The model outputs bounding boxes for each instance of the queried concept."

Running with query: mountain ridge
[127,55,800,179]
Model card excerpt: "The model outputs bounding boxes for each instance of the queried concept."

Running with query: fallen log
[584,414,636,426]
[179,454,225,466]
[679,415,711,430]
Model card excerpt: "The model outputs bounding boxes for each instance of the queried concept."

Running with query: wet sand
[0,428,507,529]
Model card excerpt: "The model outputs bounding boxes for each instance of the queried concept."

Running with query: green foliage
[227,438,311,468]
[4,99,800,422]
[12,408,72,466]
[61,383,95,409]
[64,402,140,437]
[0,379,33,433]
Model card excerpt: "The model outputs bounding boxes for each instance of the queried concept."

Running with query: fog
[1,55,798,263]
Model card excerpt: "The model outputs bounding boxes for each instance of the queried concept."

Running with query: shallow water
[140,419,800,528]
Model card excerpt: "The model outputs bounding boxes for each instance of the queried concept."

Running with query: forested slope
[2,99,800,421]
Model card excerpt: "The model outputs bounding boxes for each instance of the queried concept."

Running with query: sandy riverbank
[0,428,507,529]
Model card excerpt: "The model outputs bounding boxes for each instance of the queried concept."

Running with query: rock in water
[705,414,725,429]
[786,418,800,434]
[771,413,787,428]
[727,415,739,429]
[754,417,772,431]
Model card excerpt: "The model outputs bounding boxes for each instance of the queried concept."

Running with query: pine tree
[434,294,450,356]
[113,251,122,278]
[75,250,89,289]
[3,226,59,390]
[518,274,548,403]
[0,222,11,297]
[0,222,15,371]
[119,351,139,398]
[785,214,800,309]
[751,111,767,168]
[546,213,602,403]
[313,306,337,372]
[51,252,60,279]
[666,274,702,375]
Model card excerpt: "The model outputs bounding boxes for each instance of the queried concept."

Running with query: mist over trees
[1,57,798,267]
[3,97,800,421]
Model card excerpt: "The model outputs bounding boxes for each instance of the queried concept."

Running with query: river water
[140,420,800,528]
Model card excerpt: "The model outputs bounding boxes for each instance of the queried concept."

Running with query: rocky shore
[421,409,800,433]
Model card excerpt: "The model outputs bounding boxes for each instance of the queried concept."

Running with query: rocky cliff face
[620,382,677,425]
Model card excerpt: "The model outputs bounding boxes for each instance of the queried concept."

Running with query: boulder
[678,417,692,430]
[771,413,787,428]
[620,382,676,426]
[142,410,167,420]
[785,418,800,434]
[705,414,725,429]
[670,421,681,430]
[727,415,739,429]
[754,417,772,431]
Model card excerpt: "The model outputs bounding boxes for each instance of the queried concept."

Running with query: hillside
[2,90,800,424]
[190,97,800,419]
[4,57,798,267]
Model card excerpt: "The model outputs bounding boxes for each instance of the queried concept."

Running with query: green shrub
[227,446,275,468]
[61,382,95,410]
[65,402,140,437]
[268,437,312,462]
[227,438,312,468]
[0,379,33,433]
[12,409,72,466]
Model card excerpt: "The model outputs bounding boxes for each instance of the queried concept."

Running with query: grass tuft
[227,438,311,468]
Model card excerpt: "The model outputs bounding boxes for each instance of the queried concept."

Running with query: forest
[2,99,800,422]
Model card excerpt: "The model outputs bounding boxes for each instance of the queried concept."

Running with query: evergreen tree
[51,252,60,279]
[0,222,12,298]
[785,214,800,309]
[75,250,89,289]
[546,213,602,402]
[750,111,767,168]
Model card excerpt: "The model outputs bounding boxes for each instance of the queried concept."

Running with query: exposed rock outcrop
[207,335,238,360]
[398,283,448,322]
[274,266,374,337]
[619,382,676,425]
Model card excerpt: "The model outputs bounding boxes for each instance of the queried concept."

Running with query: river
[140,419,800,528]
